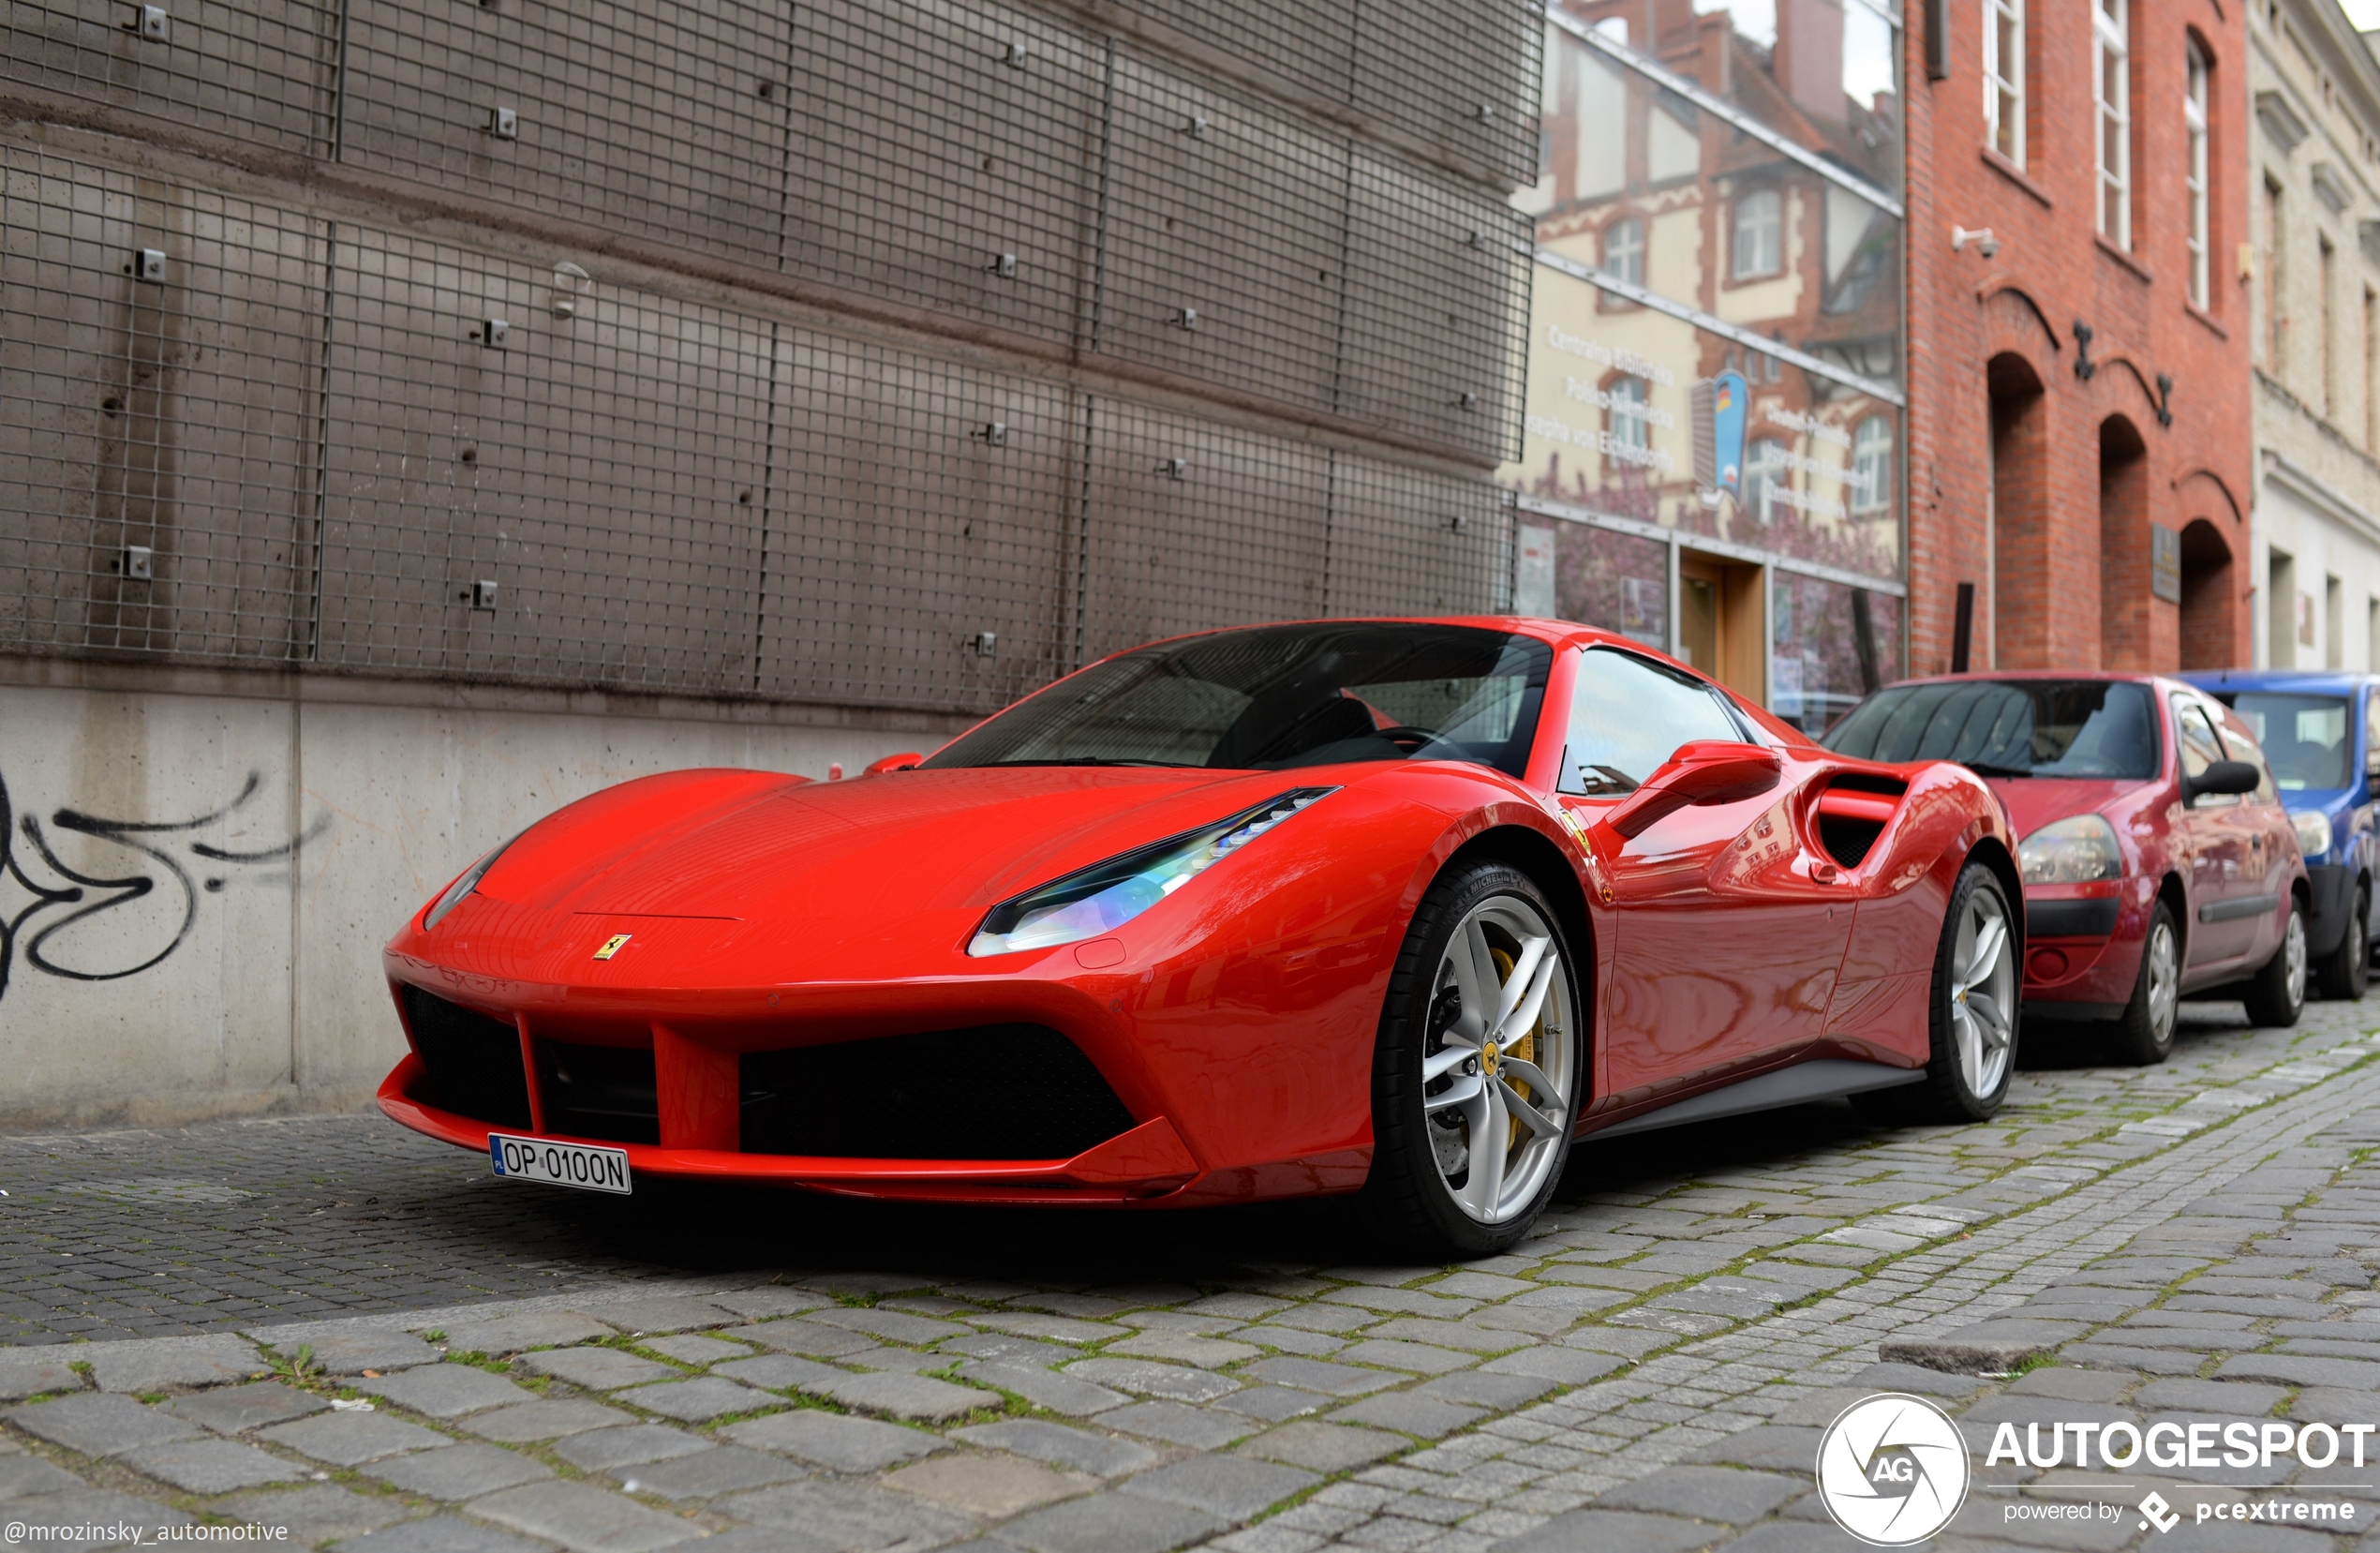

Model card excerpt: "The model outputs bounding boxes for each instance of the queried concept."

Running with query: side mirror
[1602,740,1783,840]
[2185,759,2259,800]
[864,753,924,776]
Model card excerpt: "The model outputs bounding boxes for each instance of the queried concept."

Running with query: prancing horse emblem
[593,933,632,961]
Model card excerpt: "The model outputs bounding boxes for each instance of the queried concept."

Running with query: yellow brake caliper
[1489,947,1538,1153]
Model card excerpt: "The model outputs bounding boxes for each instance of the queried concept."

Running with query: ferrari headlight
[2018,814,2122,886]
[423,828,527,931]
[2294,810,2335,862]
[968,788,1336,957]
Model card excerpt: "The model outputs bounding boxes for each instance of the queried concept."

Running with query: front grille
[740,1024,1136,1160]
[538,1042,661,1145]
[401,986,531,1130]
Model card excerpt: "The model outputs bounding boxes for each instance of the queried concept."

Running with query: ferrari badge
[593,933,632,961]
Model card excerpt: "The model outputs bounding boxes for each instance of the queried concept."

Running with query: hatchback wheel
[2242,898,2308,1028]
[1359,861,1581,1258]
[2107,901,2180,1066]
[2315,889,2369,1001]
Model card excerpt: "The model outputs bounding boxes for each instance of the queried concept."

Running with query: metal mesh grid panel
[1099,54,1348,416]
[2,0,334,156]
[751,336,1077,712]
[341,0,795,267]
[316,228,773,690]
[1324,453,1508,619]
[1353,0,1540,187]
[0,147,323,662]
[1339,153,1529,463]
[1077,399,1329,663]
[785,0,1102,344]
[1111,0,1355,115]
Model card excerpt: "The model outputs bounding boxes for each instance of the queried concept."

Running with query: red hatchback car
[1823,673,2310,1062]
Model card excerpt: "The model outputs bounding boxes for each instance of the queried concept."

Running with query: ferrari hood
[477,766,1321,926]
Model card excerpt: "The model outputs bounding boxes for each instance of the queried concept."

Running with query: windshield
[922,623,1553,776]
[2215,693,2351,790]
[1821,679,2161,779]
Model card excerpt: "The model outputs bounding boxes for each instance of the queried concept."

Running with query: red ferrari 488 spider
[380,620,2016,1254]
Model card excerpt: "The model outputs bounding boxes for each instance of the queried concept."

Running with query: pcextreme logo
[1815,1394,1971,1546]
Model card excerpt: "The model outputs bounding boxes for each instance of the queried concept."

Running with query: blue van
[2183,669,2379,998]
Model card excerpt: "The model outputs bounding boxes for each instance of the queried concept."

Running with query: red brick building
[1905,0,2254,673]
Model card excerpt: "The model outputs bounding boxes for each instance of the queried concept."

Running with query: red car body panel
[379,618,2016,1205]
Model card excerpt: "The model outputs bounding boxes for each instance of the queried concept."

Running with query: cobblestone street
[7,997,2380,1552]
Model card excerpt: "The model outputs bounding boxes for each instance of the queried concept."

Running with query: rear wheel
[1859,862,2016,1123]
[1357,862,1581,1259]
[2106,901,2180,1066]
[2242,898,2308,1027]
[2315,888,2369,1001]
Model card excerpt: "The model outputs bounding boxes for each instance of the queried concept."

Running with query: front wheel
[2315,888,2369,1002]
[2242,898,2309,1027]
[1356,862,1582,1259]
[1864,861,2017,1123]
[2106,901,2180,1066]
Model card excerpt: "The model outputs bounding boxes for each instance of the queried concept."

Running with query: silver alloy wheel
[1421,894,1574,1225]
[2283,906,2308,1006]
[2142,915,2179,1045]
[1951,886,2016,1098]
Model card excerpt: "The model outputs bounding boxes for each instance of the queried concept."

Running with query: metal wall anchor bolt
[968,631,998,657]
[128,5,166,40]
[1162,457,1188,480]
[469,580,499,611]
[130,248,165,283]
[1465,229,1485,247]
[1172,306,1198,330]
[1004,40,1028,67]
[1185,114,1210,138]
[976,421,1008,445]
[1450,515,1469,533]
[1458,391,1480,410]
[482,319,509,348]
[989,252,1018,278]
[120,545,155,581]
[551,261,588,319]
[1474,103,1495,122]
[487,105,517,139]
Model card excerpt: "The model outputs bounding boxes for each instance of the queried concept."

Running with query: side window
[1561,649,1742,796]
[2367,688,2380,792]
[2212,708,2280,803]
[2172,698,2233,806]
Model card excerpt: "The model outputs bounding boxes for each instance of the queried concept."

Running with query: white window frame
[1748,437,1790,525]
[1733,188,1782,280]
[2185,40,2209,307]
[1608,377,1650,451]
[1985,0,2025,167]
[2096,0,2132,248]
[1851,416,1893,515]
[1600,217,1644,287]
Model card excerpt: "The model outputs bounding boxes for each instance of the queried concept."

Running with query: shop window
[1733,189,1782,279]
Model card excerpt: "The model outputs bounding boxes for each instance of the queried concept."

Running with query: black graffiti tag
[0,769,329,1003]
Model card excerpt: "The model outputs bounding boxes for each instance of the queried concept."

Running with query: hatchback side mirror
[864,753,923,775]
[1603,740,1783,840]
[2185,759,2259,800]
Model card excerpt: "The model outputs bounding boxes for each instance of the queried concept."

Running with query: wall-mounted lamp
[1952,227,2001,258]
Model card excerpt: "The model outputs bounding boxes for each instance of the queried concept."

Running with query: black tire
[1855,862,2017,1124]
[1355,861,1582,1259]
[2316,888,2369,1002]
[2105,900,2181,1066]
[2242,897,2309,1027]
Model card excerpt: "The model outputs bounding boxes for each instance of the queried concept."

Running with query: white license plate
[489,1134,632,1194]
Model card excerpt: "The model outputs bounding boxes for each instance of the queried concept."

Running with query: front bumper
[2304,862,2360,957]
[2019,879,2139,1018]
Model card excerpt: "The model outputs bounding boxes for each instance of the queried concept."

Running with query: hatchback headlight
[968,788,1335,957]
[2293,810,2335,863]
[423,828,528,930]
[2018,814,2122,885]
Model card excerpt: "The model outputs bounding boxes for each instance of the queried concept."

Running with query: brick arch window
[1600,217,1645,287]
[1986,0,2026,167]
[2186,37,2211,307]
[2095,0,2132,248]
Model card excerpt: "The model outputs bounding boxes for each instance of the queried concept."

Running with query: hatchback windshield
[2214,693,2351,790]
[922,623,1553,776]
[1821,679,2161,779]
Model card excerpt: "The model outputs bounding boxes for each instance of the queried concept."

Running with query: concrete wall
[0,661,962,1131]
